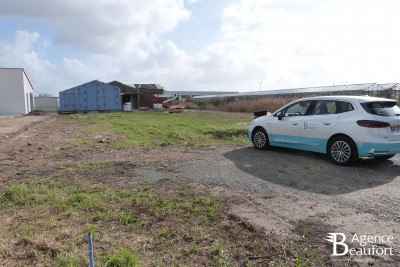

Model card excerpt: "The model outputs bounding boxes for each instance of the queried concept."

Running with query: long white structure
[0,68,35,115]
[192,83,400,101]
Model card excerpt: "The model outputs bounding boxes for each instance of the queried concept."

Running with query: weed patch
[104,247,141,267]
[117,213,136,225]
[0,184,29,206]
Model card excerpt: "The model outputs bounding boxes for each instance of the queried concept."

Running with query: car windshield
[283,100,312,117]
[361,101,400,116]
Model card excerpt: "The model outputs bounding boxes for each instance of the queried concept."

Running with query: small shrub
[56,252,80,267]
[211,242,222,256]
[183,101,200,109]
[158,228,170,239]
[117,213,136,225]
[0,184,33,206]
[187,241,198,254]
[105,247,140,267]
[206,206,216,219]
[86,224,99,233]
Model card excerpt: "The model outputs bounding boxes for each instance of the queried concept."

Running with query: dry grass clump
[182,101,200,110]
[190,96,300,113]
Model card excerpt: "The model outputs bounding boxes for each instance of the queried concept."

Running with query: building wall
[34,97,59,111]
[59,80,121,113]
[22,70,35,113]
[0,68,34,115]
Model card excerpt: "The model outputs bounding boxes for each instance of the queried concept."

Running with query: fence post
[88,233,95,267]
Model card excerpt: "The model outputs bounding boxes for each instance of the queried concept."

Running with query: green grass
[66,111,250,147]
[104,247,141,267]
[0,174,331,266]
[0,175,231,265]
[211,241,223,256]
[117,213,136,225]
[56,251,80,267]
[158,228,171,239]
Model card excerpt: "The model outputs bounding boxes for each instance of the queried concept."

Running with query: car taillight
[356,120,390,128]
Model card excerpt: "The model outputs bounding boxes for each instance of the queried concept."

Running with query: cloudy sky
[0,0,400,95]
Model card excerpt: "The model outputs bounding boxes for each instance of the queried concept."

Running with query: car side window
[336,101,354,113]
[283,100,312,117]
[310,100,336,115]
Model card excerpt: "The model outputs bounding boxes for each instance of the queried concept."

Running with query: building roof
[379,83,399,90]
[192,83,399,99]
[109,81,164,94]
[109,81,136,90]
[61,80,119,93]
[159,90,238,98]
[128,84,164,90]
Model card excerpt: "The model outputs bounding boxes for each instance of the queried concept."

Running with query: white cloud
[187,0,400,91]
[0,30,196,94]
[0,31,59,93]
[0,1,194,94]
[185,0,203,4]
[2,0,400,94]
[0,0,190,53]
[0,31,120,94]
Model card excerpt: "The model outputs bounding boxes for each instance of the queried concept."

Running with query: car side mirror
[276,111,284,120]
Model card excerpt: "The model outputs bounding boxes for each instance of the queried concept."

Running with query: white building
[0,68,35,115]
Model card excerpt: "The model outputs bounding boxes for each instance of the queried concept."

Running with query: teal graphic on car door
[300,100,340,153]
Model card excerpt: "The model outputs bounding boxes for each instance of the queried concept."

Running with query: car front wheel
[328,136,358,166]
[252,128,269,150]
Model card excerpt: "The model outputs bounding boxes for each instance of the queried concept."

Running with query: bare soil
[0,114,399,266]
[0,115,49,138]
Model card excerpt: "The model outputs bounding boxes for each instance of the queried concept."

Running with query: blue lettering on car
[304,122,318,130]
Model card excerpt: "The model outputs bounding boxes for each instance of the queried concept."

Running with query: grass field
[67,111,251,147]
[0,112,331,266]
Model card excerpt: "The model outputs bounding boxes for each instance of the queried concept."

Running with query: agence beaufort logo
[326,233,396,256]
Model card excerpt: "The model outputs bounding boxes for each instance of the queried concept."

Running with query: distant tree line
[38,92,53,97]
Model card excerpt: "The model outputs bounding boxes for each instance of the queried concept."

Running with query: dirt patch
[0,114,55,139]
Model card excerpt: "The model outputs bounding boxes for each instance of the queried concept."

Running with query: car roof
[299,95,397,103]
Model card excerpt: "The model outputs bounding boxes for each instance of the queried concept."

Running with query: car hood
[252,113,274,123]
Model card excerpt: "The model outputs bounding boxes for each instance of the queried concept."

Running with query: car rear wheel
[374,154,396,160]
[328,136,358,166]
[252,128,269,150]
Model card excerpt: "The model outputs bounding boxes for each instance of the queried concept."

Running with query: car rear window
[361,101,400,116]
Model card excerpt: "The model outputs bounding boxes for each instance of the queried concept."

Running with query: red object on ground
[169,105,184,113]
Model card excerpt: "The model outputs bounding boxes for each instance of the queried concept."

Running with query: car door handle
[292,123,298,125]
[323,123,331,125]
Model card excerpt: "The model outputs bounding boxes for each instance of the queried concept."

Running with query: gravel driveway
[158,145,400,266]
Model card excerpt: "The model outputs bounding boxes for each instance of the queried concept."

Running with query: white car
[249,95,400,166]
